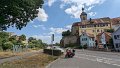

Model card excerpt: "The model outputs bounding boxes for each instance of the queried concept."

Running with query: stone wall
[60,35,78,47]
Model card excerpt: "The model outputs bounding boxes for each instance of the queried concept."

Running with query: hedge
[43,49,62,56]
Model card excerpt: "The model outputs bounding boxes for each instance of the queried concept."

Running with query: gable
[113,27,120,34]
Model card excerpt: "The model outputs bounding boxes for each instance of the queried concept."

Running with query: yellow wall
[78,23,111,38]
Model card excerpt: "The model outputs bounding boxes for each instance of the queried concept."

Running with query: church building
[71,8,113,38]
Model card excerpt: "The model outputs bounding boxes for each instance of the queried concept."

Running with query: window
[106,24,108,26]
[86,38,87,41]
[97,24,100,27]
[114,35,117,39]
[117,35,120,39]
[94,25,96,27]
[116,43,119,48]
[83,17,86,20]
[114,35,120,39]
[103,24,105,26]
[97,29,99,32]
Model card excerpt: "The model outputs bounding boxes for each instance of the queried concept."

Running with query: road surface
[47,49,120,68]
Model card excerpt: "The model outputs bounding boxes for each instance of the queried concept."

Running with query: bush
[83,45,87,49]
[44,49,62,56]
[65,43,79,48]
[2,42,13,50]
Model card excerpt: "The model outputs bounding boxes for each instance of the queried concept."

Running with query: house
[96,32,112,49]
[111,17,120,31]
[112,27,120,51]
[80,32,95,48]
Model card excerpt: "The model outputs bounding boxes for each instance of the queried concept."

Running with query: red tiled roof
[72,17,120,27]
[72,17,111,27]
[97,32,112,37]
[87,33,94,38]
[111,17,120,25]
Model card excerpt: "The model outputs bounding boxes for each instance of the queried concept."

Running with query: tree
[28,37,46,49]
[2,42,13,50]
[19,34,26,41]
[17,34,26,45]
[28,37,36,43]
[105,29,114,33]
[0,32,10,50]
[9,35,17,45]
[62,30,71,37]
[0,0,44,30]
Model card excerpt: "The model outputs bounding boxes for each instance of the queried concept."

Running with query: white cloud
[32,35,61,44]
[50,27,68,34]
[88,12,97,16]
[33,25,46,30]
[49,25,72,35]
[65,25,72,29]
[61,0,106,18]
[48,0,56,7]
[37,8,48,22]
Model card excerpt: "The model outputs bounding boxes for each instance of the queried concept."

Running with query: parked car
[53,46,64,53]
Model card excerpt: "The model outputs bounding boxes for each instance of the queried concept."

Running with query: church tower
[80,8,87,23]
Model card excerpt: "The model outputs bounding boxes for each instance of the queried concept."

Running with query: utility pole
[51,34,54,56]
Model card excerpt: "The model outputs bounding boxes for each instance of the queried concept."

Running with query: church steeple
[80,8,87,23]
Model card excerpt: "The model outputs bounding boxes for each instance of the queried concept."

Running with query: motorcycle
[65,50,75,58]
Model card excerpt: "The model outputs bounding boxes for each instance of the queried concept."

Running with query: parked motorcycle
[65,49,75,58]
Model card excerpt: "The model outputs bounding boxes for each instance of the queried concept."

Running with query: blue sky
[7,0,120,44]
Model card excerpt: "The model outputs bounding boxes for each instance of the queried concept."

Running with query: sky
[7,0,120,44]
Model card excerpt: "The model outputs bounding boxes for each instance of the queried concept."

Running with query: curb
[46,58,61,68]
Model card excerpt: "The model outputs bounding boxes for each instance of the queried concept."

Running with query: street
[47,50,120,68]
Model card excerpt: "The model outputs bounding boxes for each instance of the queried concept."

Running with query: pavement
[0,49,43,64]
[46,49,120,68]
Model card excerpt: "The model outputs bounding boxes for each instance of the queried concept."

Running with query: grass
[0,51,14,59]
[0,49,43,59]
[0,53,58,68]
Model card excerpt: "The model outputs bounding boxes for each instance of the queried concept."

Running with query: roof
[97,32,112,37]
[81,12,87,15]
[81,32,94,38]
[72,17,111,27]
[111,17,120,25]
[112,27,120,34]
[87,33,94,38]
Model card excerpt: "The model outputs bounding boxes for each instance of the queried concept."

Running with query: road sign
[52,34,54,41]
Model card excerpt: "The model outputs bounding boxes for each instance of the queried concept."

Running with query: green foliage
[44,49,62,56]
[64,43,79,48]
[0,0,44,30]
[62,30,71,37]
[83,44,87,49]
[0,32,10,50]
[54,43,61,46]
[19,34,26,41]
[28,37,46,49]
[2,42,13,50]
[9,35,17,45]
[105,29,114,33]
[28,37,36,43]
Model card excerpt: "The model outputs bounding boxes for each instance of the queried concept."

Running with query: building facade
[80,32,95,48]
[71,8,120,38]
[96,32,112,48]
[112,27,120,51]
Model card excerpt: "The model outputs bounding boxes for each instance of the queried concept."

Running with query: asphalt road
[47,49,120,68]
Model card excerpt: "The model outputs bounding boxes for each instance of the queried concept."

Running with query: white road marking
[75,54,120,67]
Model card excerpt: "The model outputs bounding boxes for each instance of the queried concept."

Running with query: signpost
[51,34,54,56]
